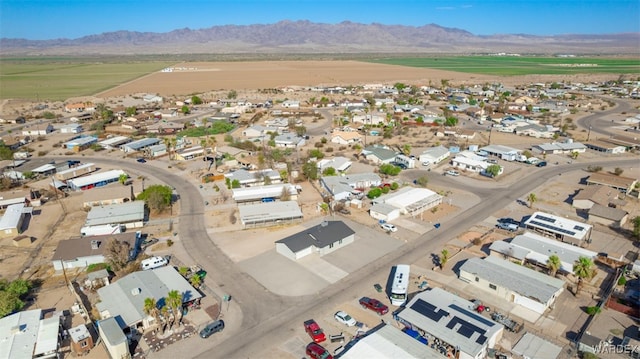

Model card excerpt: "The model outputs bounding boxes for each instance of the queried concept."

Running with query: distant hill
[1,20,638,55]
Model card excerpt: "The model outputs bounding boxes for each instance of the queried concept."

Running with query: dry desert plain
[95,60,620,98]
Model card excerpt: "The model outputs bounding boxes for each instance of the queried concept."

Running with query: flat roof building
[0,309,60,359]
[395,287,503,359]
[85,201,145,229]
[489,231,597,273]
[459,256,565,314]
[120,138,161,153]
[67,169,127,191]
[238,201,303,228]
[523,211,592,244]
[232,183,298,203]
[338,324,443,359]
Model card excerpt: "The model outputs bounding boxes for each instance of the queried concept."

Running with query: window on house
[339,239,343,245]
[489,284,497,290]
[475,277,479,282]
[80,340,88,348]
[329,243,334,249]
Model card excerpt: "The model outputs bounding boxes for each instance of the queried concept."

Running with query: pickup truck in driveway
[359,297,389,315]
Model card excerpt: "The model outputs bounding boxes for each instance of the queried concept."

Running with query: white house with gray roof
[274,134,305,148]
[489,231,597,274]
[361,145,397,164]
[459,256,564,314]
[419,145,450,165]
[320,173,382,201]
[96,266,202,329]
[316,156,352,173]
[0,202,31,238]
[532,141,587,155]
[370,187,442,221]
[275,220,355,260]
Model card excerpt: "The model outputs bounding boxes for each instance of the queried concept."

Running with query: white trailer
[80,224,124,237]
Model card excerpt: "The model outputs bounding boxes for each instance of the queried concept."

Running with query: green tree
[42,111,56,119]
[585,306,601,315]
[485,165,501,177]
[402,144,412,156]
[190,275,202,288]
[228,90,237,99]
[308,149,324,159]
[440,249,449,269]
[444,116,458,127]
[0,291,24,318]
[367,187,382,199]
[415,176,429,187]
[143,297,160,329]
[632,216,640,241]
[526,193,537,208]
[570,151,579,160]
[231,179,241,188]
[137,185,173,213]
[166,290,183,328]
[614,167,624,176]
[573,256,594,295]
[379,164,402,176]
[181,105,190,114]
[0,146,13,160]
[125,107,137,116]
[390,182,399,190]
[302,161,318,180]
[191,96,203,105]
[322,167,337,176]
[547,255,561,277]
[118,173,128,185]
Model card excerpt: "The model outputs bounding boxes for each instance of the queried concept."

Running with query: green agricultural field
[367,56,640,76]
[0,58,174,101]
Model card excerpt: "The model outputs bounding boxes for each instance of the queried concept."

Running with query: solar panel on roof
[476,334,487,345]
[534,214,556,223]
[574,225,585,231]
[529,220,577,236]
[459,325,474,338]
[411,299,449,322]
[449,304,495,327]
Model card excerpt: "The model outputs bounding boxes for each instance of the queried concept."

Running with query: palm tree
[160,306,169,333]
[166,290,183,328]
[190,274,202,288]
[137,175,147,191]
[547,255,561,277]
[573,256,594,295]
[527,193,537,208]
[143,298,160,329]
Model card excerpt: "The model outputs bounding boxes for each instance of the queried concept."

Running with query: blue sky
[1,0,639,40]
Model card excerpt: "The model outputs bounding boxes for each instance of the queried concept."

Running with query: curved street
[63,153,638,358]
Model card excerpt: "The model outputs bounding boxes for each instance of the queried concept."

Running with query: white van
[141,256,168,270]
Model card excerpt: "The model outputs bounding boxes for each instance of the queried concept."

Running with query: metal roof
[479,144,520,154]
[98,317,127,346]
[460,256,564,304]
[31,163,57,173]
[0,203,26,230]
[33,316,59,356]
[339,324,442,359]
[397,288,502,357]
[96,266,202,327]
[121,137,161,150]
[99,136,131,146]
[67,169,127,189]
[373,187,442,212]
[275,220,354,253]
[65,136,97,146]
[238,201,303,225]
[512,333,562,359]
[232,184,297,202]
[523,211,592,241]
[85,201,144,226]
[0,309,42,359]
[510,231,597,273]
[56,163,95,176]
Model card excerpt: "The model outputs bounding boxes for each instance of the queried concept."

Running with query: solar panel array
[445,316,488,345]
[528,220,577,236]
[411,299,449,322]
[534,214,556,223]
[448,304,495,327]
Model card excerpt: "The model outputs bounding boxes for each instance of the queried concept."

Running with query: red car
[359,296,389,315]
[304,319,326,343]
[306,343,333,359]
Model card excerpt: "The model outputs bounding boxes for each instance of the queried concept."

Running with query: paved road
[577,96,635,137]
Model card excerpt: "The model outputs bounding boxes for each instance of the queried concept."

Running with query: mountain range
[1,20,638,56]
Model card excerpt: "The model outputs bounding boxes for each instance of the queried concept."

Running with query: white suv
[380,223,398,232]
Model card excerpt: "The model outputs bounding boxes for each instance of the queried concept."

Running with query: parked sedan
[334,311,357,327]
[444,170,460,176]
